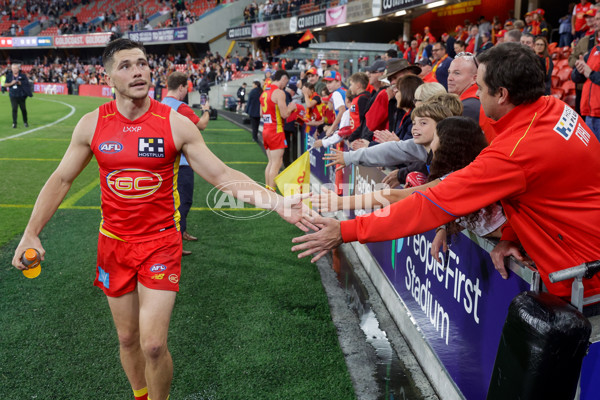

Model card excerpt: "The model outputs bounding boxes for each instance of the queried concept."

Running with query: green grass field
[0,94,355,399]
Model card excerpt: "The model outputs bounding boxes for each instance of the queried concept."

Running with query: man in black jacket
[4,62,33,128]
[245,80,262,143]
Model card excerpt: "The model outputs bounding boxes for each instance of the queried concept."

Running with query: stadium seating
[22,0,231,36]
[561,79,576,96]
[555,58,569,70]
[551,87,564,99]
[564,94,577,108]
[557,66,573,83]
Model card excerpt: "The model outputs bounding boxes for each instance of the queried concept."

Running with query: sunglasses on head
[456,52,478,68]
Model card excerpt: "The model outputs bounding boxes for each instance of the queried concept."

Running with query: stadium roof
[278,41,396,61]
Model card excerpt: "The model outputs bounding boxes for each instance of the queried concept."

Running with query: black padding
[487,291,591,400]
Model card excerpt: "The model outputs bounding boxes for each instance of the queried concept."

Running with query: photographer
[4,62,32,128]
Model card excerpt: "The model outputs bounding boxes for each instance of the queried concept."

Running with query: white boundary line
[0,97,76,142]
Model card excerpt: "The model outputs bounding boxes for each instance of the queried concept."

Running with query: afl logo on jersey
[106,168,163,199]
[99,141,123,154]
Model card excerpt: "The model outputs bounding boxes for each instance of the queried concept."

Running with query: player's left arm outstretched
[170,111,315,230]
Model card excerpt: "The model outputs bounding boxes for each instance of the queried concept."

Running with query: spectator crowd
[0,0,213,37]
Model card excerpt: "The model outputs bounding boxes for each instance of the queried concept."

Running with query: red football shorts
[94,231,182,297]
[262,126,287,150]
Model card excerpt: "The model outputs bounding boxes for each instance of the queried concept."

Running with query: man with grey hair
[504,28,522,43]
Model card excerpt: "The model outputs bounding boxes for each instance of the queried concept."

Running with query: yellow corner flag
[274,151,310,198]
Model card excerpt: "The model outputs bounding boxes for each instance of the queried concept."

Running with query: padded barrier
[487,291,591,400]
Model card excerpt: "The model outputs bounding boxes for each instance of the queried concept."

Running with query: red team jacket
[91,99,181,242]
[341,96,600,297]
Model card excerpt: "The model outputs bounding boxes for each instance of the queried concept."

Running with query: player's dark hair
[103,38,147,72]
[272,69,289,82]
[476,42,545,105]
[167,71,188,90]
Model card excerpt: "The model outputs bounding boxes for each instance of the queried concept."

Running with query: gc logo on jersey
[106,168,163,199]
[99,141,123,154]
[139,137,165,158]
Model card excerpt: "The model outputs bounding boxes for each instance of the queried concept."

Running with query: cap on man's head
[320,60,328,65]
[455,25,464,32]
[322,70,341,81]
[367,59,387,73]
[287,83,297,93]
[305,67,318,76]
[534,8,545,16]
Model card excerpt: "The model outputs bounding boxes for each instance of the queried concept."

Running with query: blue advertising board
[376,231,531,399]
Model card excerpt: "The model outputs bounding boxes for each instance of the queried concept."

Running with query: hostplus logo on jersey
[138,137,165,158]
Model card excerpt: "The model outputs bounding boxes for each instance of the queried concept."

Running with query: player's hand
[382,169,400,188]
[323,148,346,169]
[279,193,320,232]
[291,214,343,263]
[431,228,448,263]
[12,234,45,271]
[490,240,525,279]
[310,186,340,213]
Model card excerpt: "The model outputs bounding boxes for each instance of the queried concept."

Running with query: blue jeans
[585,116,600,142]
[559,32,573,48]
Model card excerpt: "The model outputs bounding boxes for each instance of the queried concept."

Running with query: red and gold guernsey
[260,84,284,135]
[91,99,181,243]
